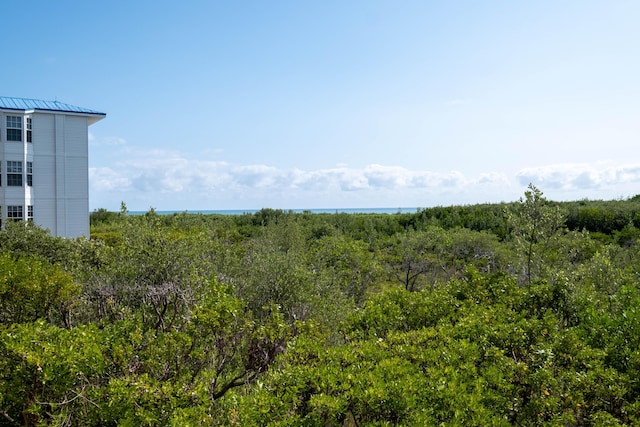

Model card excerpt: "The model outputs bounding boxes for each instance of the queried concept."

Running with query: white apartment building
[0,96,105,238]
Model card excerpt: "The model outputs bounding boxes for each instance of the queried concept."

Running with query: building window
[7,205,23,221]
[27,205,33,221]
[26,161,33,186]
[26,117,32,143]
[7,161,22,186]
[6,116,22,142]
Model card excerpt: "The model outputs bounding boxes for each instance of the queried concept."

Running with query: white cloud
[338,170,370,191]
[89,133,127,146]
[91,147,513,198]
[516,163,640,191]
[363,164,410,188]
[232,165,284,188]
[90,149,489,198]
[89,167,131,191]
[290,168,333,191]
[89,146,640,210]
[476,172,510,186]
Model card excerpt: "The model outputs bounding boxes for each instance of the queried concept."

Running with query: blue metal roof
[0,96,105,116]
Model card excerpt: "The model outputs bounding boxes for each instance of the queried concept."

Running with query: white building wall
[61,115,89,237]
[2,111,93,237]
[32,113,57,234]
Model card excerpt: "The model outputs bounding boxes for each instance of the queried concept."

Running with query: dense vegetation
[3,185,640,425]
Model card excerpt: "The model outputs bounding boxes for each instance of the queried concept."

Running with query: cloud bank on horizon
[89,138,640,211]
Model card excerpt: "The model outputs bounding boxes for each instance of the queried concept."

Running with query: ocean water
[129,207,421,216]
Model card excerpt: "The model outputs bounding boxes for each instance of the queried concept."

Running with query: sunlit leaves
[0,253,79,326]
[507,183,566,285]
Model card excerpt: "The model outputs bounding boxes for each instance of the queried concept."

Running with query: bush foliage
[2,187,640,425]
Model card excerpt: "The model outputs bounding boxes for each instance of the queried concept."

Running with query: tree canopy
[2,188,640,425]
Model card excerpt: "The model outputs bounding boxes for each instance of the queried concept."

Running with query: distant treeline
[92,194,640,241]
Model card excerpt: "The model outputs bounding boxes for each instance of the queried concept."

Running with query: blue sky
[7,1,640,211]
